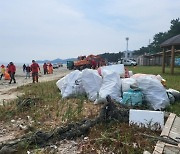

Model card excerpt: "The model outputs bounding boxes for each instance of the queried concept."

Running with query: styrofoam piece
[129,109,164,130]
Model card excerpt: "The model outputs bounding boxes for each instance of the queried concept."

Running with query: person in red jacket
[43,63,48,75]
[8,62,16,84]
[30,60,40,83]
[91,59,97,69]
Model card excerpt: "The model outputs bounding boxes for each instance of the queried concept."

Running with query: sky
[0,0,180,63]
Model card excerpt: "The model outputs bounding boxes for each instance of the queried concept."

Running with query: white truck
[118,59,137,66]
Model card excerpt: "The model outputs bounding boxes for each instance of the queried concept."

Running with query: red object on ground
[124,67,130,78]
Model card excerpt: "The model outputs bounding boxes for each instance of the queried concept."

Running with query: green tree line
[134,18,180,55]
[99,52,123,62]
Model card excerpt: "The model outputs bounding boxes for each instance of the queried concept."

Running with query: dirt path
[0,66,71,104]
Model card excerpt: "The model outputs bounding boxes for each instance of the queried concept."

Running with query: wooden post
[162,48,165,73]
[171,45,175,74]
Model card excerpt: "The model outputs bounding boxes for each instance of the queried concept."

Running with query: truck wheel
[74,66,77,70]
[79,66,83,70]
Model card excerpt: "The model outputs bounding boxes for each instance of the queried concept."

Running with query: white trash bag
[134,76,170,110]
[121,78,137,92]
[56,70,85,98]
[81,69,102,101]
[56,76,66,96]
[100,64,125,77]
[96,70,122,104]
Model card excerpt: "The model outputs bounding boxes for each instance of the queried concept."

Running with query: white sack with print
[56,70,85,98]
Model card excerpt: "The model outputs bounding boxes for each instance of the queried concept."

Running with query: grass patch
[0,80,101,131]
[80,122,160,153]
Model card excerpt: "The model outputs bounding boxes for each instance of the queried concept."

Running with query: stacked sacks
[56,69,122,104]
[56,68,170,111]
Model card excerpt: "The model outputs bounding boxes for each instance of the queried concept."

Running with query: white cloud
[0,0,179,62]
[103,0,180,32]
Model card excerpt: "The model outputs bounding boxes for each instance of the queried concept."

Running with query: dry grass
[0,81,102,132]
[78,122,160,153]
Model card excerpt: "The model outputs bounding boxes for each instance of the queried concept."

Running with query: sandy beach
[0,65,71,104]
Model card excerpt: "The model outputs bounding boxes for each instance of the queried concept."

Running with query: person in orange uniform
[4,65,10,80]
[31,60,40,83]
[8,62,16,84]
[48,63,53,74]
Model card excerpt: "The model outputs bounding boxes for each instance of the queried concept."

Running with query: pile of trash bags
[56,64,180,110]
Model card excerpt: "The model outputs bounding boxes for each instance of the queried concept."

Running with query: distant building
[136,50,180,66]
[122,50,135,59]
[136,53,163,66]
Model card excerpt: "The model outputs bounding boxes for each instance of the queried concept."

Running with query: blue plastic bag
[122,89,143,106]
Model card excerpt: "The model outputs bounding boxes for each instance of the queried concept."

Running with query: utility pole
[148,39,151,53]
[126,37,129,51]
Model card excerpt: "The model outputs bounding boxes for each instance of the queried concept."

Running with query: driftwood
[0,96,129,153]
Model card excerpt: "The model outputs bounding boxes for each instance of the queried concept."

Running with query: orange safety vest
[5,72,10,80]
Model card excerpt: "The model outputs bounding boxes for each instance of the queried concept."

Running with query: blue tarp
[175,58,180,66]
